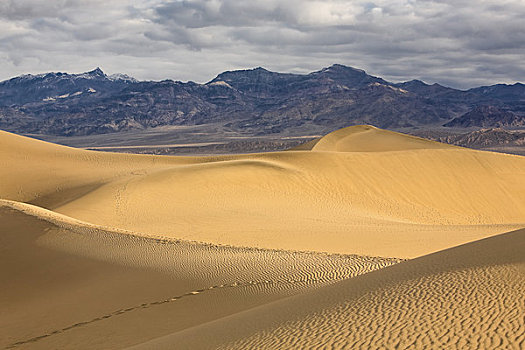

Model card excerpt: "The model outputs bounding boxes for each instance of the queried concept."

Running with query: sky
[1,0,524,89]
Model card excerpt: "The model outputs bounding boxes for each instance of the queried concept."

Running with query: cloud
[0,0,524,89]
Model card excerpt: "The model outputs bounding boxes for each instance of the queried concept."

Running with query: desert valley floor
[1,125,524,349]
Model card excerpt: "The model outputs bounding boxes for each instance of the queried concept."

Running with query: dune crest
[1,125,524,348]
[1,126,525,258]
[128,228,525,350]
[304,125,455,152]
[0,201,398,349]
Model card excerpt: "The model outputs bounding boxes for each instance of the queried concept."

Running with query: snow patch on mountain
[370,82,408,93]
[108,73,138,83]
[207,80,233,88]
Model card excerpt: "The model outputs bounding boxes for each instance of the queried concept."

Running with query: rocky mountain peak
[211,66,288,83]
[311,64,386,88]
[87,67,105,77]
[324,64,365,73]
[1,65,524,136]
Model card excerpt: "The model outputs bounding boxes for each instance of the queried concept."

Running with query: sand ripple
[143,229,524,350]
[1,126,524,349]
[0,203,400,349]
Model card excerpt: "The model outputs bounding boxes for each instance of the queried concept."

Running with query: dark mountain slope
[444,105,525,128]
[0,65,523,136]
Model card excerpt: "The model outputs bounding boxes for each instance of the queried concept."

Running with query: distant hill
[444,105,525,128]
[0,65,524,136]
[411,128,525,156]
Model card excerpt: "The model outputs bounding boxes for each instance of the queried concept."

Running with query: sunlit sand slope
[309,125,455,152]
[1,126,524,258]
[0,200,398,350]
[0,129,192,205]
[1,125,524,349]
[129,228,525,350]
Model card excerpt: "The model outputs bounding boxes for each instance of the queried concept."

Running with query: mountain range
[0,64,524,136]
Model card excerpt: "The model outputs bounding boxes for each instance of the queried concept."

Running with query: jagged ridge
[0,65,524,136]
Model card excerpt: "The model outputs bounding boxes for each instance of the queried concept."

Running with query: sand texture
[1,124,524,349]
[1,125,524,258]
[131,228,525,349]
[0,202,399,349]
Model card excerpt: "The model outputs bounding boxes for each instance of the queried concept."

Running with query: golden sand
[133,228,525,349]
[1,125,524,349]
[2,126,524,258]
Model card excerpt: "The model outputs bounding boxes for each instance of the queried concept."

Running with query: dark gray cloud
[0,0,524,89]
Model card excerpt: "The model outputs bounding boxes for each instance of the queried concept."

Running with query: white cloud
[0,0,524,88]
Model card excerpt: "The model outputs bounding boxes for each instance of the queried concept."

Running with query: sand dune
[1,125,524,349]
[128,228,525,350]
[302,125,456,152]
[0,200,399,349]
[1,126,524,258]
